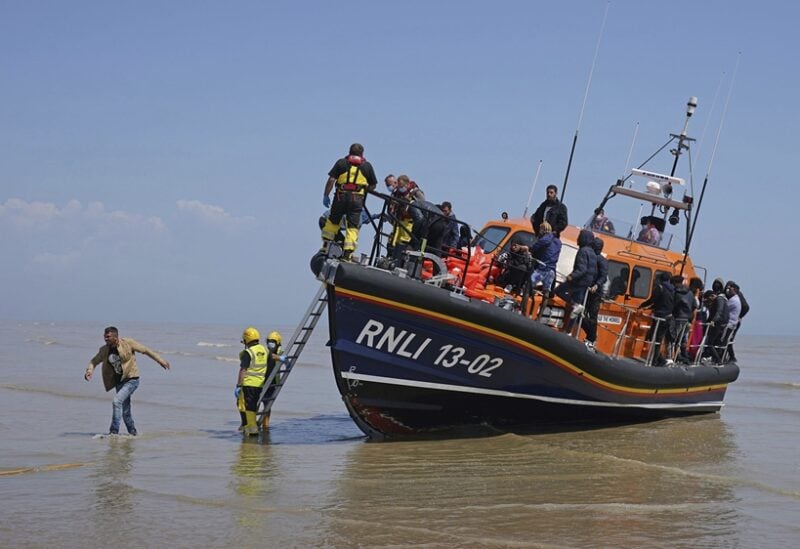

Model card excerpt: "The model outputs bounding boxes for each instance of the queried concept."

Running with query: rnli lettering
[355,319,431,360]
[354,319,503,377]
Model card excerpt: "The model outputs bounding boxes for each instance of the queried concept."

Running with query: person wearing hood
[580,236,608,351]
[531,184,568,236]
[702,288,729,364]
[554,229,598,321]
[639,272,675,366]
[668,275,696,364]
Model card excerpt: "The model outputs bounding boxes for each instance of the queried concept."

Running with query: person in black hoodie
[554,229,598,322]
[639,272,674,366]
[668,275,696,363]
[581,236,608,351]
[702,289,730,364]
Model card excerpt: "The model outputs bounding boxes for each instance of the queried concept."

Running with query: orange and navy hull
[324,261,739,440]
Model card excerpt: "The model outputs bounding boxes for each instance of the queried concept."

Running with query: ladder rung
[257,285,328,417]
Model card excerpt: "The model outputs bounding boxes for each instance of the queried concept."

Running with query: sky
[2,1,798,334]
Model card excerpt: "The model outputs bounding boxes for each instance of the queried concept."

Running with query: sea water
[1,320,798,547]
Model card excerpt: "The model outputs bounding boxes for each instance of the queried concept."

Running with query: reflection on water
[231,437,278,500]
[87,438,136,544]
[323,416,740,547]
[91,438,135,513]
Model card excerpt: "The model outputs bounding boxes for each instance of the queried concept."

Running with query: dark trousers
[667,319,690,361]
[498,264,530,293]
[554,280,588,307]
[322,192,364,252]
[647,317,670,365]
[703,324,724,363]
[242,386,263,413]
[580,291,602,343]
[328,192,364,228]
[726,322,741,361]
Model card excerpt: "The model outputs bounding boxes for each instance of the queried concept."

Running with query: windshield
[473,226,510,254]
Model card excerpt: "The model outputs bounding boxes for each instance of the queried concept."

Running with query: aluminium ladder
[256,284,328,424]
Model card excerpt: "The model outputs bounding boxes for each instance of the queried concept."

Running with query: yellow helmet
[241,326,260,345]
[267,331,282,346]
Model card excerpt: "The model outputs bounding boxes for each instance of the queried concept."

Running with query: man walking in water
[84,326,170,435]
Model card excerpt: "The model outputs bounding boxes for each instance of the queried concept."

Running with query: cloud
[0,198,165,233]
[84,201,166,232]
[31,250,82,268]
[176,199,255,227]
[0,198,168,269]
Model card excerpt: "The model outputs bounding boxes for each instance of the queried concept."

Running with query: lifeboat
[314,99,740,440]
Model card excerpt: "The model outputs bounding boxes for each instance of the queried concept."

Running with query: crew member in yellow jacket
[320,143,378,261]
[85,326,171,435]
[236,327,270,436]
[260,331,285,429]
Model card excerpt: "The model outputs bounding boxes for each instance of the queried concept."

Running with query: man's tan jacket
[86,338,165,391]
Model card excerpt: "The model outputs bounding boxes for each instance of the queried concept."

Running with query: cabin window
[631,266,652,299]
[607,261,630,298]
[498,231,536,255]
[474,226,510,254]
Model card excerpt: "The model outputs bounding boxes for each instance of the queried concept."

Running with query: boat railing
[691,320,738,366]
[610,306,635,358]
[666,319,691,362]
[567,289,591,338]
[363,190,476,288]
[587,301,665,365]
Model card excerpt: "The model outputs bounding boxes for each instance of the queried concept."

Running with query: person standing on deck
[530,184,568,236]
[639,272,675,366]
[724,281,748,362]
[84,326,170,436]
[581,236,608,351]
[320,143,378,261]
[439,201,460,250]
[554,229,597,321]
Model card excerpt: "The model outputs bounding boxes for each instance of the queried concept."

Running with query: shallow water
[1,320,798,547]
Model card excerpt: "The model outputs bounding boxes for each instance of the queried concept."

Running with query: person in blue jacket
[529,221,562,296]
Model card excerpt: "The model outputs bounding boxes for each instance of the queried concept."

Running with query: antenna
[622,122,640,186]
[668,96,698,177]
[682,52,741,272]
[523,160,543,218]
[561,1,610,201]
[693,71,726,170]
